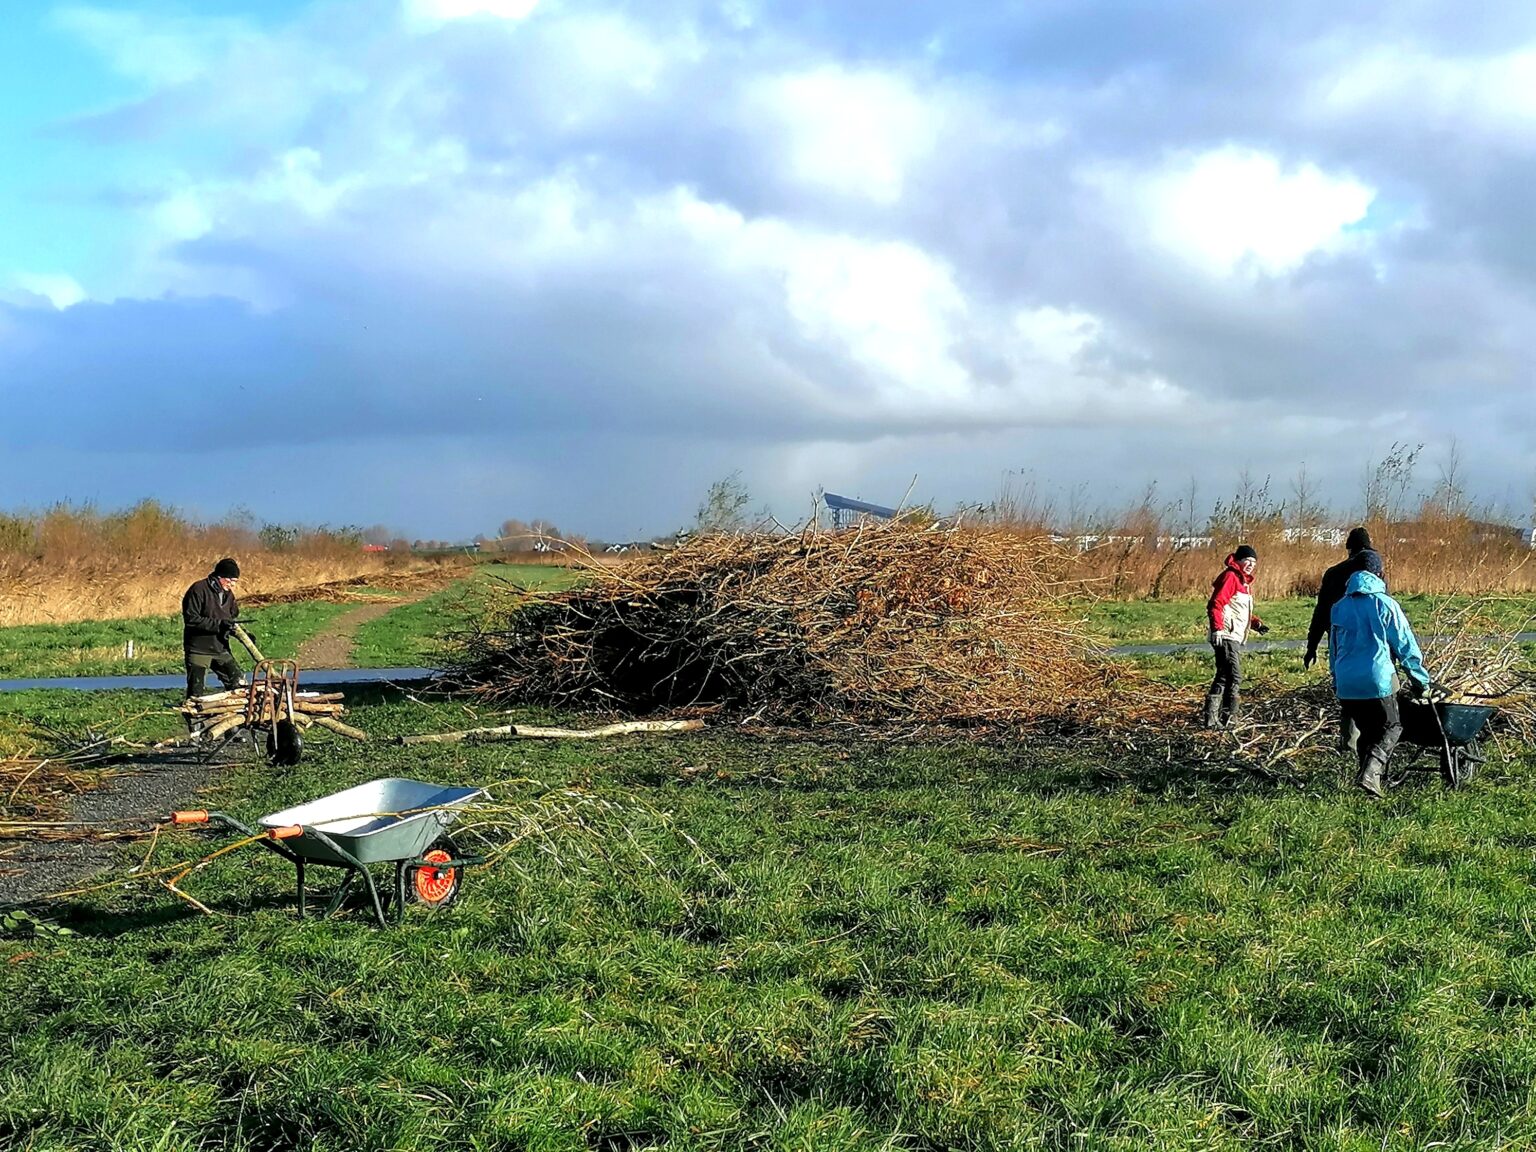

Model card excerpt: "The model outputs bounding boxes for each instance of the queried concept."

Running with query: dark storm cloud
[7,0,1536,536]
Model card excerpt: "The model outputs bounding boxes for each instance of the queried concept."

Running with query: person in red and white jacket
[1203,545,1269,728]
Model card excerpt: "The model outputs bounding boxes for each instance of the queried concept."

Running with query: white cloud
[751,67,942,204]
[405,0,540,26]
[1318,45,1536,140]
[15,274,87,310]
[1093,146,1375,277]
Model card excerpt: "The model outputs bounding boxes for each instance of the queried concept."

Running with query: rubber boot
[1202,693,1223,730]
[1356,756,1386,799]
[1219,688,1241,729]
[1336,713,1358,755]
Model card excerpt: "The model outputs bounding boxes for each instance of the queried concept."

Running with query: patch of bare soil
[296,600,412,669]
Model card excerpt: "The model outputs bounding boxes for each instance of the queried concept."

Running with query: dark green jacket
[182,575,239,656]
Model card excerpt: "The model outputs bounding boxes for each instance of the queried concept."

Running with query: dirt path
[295,599,409,669]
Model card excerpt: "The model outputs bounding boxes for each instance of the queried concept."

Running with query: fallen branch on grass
[399,719,705,746]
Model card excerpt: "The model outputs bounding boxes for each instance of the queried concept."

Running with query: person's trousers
[1207,639,1242,716]
[1341,695,1402,777]
[185,650,242,699]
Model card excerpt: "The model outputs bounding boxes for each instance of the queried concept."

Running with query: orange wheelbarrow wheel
[400,836,464,910]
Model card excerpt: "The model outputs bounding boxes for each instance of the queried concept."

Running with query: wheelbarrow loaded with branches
[177,623,367,764]
[1389,689,1495,790]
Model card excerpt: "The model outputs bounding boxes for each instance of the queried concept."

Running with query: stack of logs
[177,689,368,742]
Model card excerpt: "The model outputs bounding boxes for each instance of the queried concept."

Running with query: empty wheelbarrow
[171,778,485,926]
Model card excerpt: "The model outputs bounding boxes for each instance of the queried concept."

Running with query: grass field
[1081,593,1536,646]
[0,565,579,680]
[4,597,1536,1149]
[0,601,360,680]
[351,564,580,669]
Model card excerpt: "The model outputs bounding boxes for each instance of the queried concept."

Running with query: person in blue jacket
[1329,568,1432,798]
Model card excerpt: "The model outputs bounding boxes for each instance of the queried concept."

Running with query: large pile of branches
[449,525,1119,725]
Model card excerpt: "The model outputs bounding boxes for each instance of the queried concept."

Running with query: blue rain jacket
[1329,571,1430,700]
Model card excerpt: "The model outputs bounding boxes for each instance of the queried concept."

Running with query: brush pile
[449,524,1120,725]
[177,689,366,742]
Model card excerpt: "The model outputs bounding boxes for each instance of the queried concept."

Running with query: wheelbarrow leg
[393,860,408,925]
[296,859,306,919]
[323,870,356,918]
[358,868,389,929]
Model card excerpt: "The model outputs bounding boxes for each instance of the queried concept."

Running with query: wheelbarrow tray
[259,777,483,866]
[1400,700,1495,748]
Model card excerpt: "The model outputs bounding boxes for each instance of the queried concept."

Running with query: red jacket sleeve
[1208,571,1238,631]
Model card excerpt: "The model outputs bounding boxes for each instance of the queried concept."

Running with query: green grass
[1083,594,1536,646]
[0,601,358,680]
[5,679,1536,1149]
[0,567,581,679]
[352,564,581,668]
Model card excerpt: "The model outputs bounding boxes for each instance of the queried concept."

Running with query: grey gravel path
[0,752,229,906]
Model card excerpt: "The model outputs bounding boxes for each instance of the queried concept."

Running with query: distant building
[823,492,899,530]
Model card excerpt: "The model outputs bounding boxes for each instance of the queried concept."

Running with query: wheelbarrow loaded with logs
[178,622,367,765]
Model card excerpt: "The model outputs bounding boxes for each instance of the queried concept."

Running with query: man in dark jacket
[1304,527,1386,750]
[182,558,244,699]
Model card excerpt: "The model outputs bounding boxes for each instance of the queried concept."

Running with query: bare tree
[694,472,753,534]
[1426,437,1469,519]
[1362,441,1422,524]
[1288,464,1327,532]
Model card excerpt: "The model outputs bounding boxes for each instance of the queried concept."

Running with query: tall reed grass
[0,501,437,627]
[1002,515,1536,600]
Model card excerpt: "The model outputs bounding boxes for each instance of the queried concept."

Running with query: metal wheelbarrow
[1390,697,1496,790]
[171,778,485,926]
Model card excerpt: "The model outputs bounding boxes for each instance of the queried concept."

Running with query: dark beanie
[1345,526,1373,553]
[1355,549,1384,578]
[214,557,241,579]
[1233,545,1257,562]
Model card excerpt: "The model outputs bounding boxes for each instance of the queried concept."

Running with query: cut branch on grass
[399,719,706,746]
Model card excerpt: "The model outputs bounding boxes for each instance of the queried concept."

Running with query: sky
[1,0,1534,541]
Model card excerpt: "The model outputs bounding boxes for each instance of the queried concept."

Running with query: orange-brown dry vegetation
[1023,515,1536,601]
[0,502,462,627]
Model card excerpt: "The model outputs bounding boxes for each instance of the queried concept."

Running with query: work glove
[1252,621,1269,635]
[1302,649,1316,670]
[1408,677,1429,699]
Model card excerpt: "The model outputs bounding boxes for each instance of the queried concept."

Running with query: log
[398,719,705,746]
[205,714,248,741]
[187,690,242,705]
[312,716,369,742]
[230,623,265,663]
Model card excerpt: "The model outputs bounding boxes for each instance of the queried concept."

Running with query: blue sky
[2,1,1534,540]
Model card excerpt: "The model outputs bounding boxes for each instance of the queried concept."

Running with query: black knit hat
[1233,545,1258,562]
[1345,526,1373,553]
[1357,549,1385,578]
[213,557,241,580]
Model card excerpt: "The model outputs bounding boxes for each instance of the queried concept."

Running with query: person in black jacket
[1303,527,1385,750]
[182,557,244,699]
